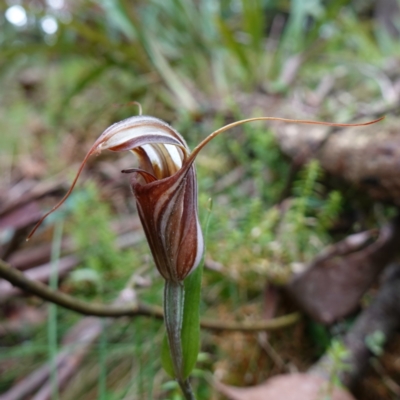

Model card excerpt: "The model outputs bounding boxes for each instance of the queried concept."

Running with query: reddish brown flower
[28,114,383,282]
[29,115,204,281]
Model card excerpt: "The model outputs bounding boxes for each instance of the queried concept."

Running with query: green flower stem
[179,378,196,400]
[164,280,184,379]
[164,280,196,400]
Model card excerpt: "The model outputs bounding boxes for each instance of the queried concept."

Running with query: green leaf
[99,0,137,40]
[242,0,264,51]
[181,263,203,379]
[58,64,109,115]
[161,333,174,377]
[365,330,385,356]
[161,264,203,379]
[216,18,250,73]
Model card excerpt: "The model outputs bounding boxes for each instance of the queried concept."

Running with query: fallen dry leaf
[0,201,42,231]
[286,218,400,324]
[215,373,356,400]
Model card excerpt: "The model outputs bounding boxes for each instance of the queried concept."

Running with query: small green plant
[365,330,385,356]
[280,159,343,263]
[321,339,351,400]
[69,184,135,297]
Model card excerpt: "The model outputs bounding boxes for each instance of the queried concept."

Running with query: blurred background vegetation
[1,0,400,399]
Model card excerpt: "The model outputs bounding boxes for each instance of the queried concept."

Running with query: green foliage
[68,184,136,296]
[181,264,203,379]
[281,160,343,262]
[2,0,395,117]
[227,120,290,204]
[71,185,119,272]
[365,330,386,356]
[324,339,351,395]
[307,320,331,355]
[203,156,343,293]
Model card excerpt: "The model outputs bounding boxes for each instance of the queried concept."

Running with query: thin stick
[0,258,300,332]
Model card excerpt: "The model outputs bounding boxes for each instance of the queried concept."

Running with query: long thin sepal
[187,116,385,164]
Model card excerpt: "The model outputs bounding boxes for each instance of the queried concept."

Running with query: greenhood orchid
[27,115,383,278]
[27,113,383,398]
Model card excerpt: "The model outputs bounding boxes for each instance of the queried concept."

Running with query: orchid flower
[27,114,383,276]
[27,112,383,399]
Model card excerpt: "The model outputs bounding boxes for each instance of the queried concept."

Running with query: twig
[0,256,80,302]
[200,313,300,332]
[0,258,162,318]
[257,331,290,373]
[0,258,300,332]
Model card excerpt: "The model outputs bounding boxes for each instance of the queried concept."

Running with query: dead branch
[0,258,300,332]
[0,256,80,302]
